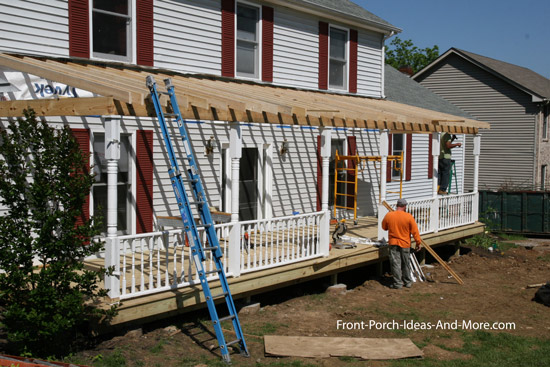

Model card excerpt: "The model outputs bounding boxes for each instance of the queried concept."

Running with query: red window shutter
[262,6,274,82]
[349,29,358,93]
[347,136,357,208]
[136,0,154,66]
[71,128,90,226]
[428,136,433,179]
[221,0,235,78]
[68,0,89,58]
[136,130,154,234]
[316,135,322,211]
[318,21,329,90]
[387,133,392,182]
[405,134,412,181]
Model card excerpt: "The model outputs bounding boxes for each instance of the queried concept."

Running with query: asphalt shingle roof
[385,65,474,119]
[297,0,400,32]
[416,48,550,100]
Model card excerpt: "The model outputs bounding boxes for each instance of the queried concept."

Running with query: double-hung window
[92,0,132,62]
[329,27,348,90]
[92,134,132,234]
[236,3,260,79]
[391,134,404,179]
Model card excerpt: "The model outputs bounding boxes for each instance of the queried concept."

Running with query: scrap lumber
[264,335,423,360]
[382,201,464,285]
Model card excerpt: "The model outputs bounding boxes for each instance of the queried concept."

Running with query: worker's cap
[396,198,407,207]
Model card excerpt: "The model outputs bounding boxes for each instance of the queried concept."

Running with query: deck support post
[320,127,332,256]
[377,130,389,240]
[228,123,242,276]
[105,117,121,299]
[431,132,440,234]
[472,134,481,222]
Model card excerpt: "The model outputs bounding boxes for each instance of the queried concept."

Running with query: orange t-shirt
[381,210,422,248]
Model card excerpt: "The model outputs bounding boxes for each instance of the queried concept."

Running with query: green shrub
[0,110,116,357]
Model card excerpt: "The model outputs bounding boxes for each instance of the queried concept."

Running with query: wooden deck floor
[89,218,484,331]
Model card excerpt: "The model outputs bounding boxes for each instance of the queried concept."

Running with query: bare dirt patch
[41,242,550,366]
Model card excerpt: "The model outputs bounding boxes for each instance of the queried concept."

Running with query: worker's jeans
[438,158,452,192]
[389,245,412,288]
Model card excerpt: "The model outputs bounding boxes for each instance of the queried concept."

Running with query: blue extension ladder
[146,76,249,363]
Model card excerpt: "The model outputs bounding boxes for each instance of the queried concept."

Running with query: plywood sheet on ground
[264,335,423,360]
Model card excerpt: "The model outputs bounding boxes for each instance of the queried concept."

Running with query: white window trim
[235,1,263,81]
[89,0,135,64]
[328,24,349,91]
[391,133,405,179]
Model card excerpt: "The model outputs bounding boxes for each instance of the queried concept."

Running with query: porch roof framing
[0,53,490,134]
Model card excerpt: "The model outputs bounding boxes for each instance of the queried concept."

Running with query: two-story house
[0,0,488,326]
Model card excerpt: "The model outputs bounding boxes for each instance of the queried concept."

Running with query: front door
[239,147,258,221]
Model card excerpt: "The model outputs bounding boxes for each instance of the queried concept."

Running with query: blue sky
[355,0,550,78]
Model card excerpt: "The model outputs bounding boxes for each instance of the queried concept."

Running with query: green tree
[0,109,115,357]
[385,37,440,74]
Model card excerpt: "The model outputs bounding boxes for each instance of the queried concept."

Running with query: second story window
[329,27,348,90]
[236,3,260,79]
[92,0,132,62]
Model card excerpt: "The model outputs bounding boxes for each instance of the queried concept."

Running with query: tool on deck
[332,219,356,249]
[381,201,464,285]
[147,76,249,363]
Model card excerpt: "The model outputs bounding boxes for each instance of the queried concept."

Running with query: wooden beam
[0,97,117,117]
[0,54,134,103]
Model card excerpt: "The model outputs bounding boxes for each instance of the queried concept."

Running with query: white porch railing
[239,212,323,274]
[438,192,477,231]
[115,223,231,300]
[106,211,325,300]
[380,192,478,236]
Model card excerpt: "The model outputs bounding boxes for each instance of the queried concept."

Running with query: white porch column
[320,127,332,256]
[472,133,481,221]
[104,117,121,299]
[228,123,242,276]
[377,130,389,240]
[431,132,440,233]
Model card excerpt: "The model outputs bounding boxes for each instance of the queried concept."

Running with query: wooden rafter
[0,54,490,134]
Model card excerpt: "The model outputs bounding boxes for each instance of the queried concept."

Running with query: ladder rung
[203,269,220,276]
[336,180,355,184]
[334,205,353,209]
[210,291,229,300]
[218,315,236,323]
[225,339,242,347]
[335,193,355,197]
[202,246,218,251]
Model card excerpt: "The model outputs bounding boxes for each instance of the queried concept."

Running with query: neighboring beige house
[414,48,550,191]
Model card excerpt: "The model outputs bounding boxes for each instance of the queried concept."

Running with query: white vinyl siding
[0,0,69,57]
[272,7,318,89]
[357,30,383,97]
[154,0,221,74]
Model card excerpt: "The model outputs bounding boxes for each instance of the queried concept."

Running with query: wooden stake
[382,201,464,285]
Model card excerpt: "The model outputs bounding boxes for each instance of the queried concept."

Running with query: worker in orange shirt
[381,198,422,289]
